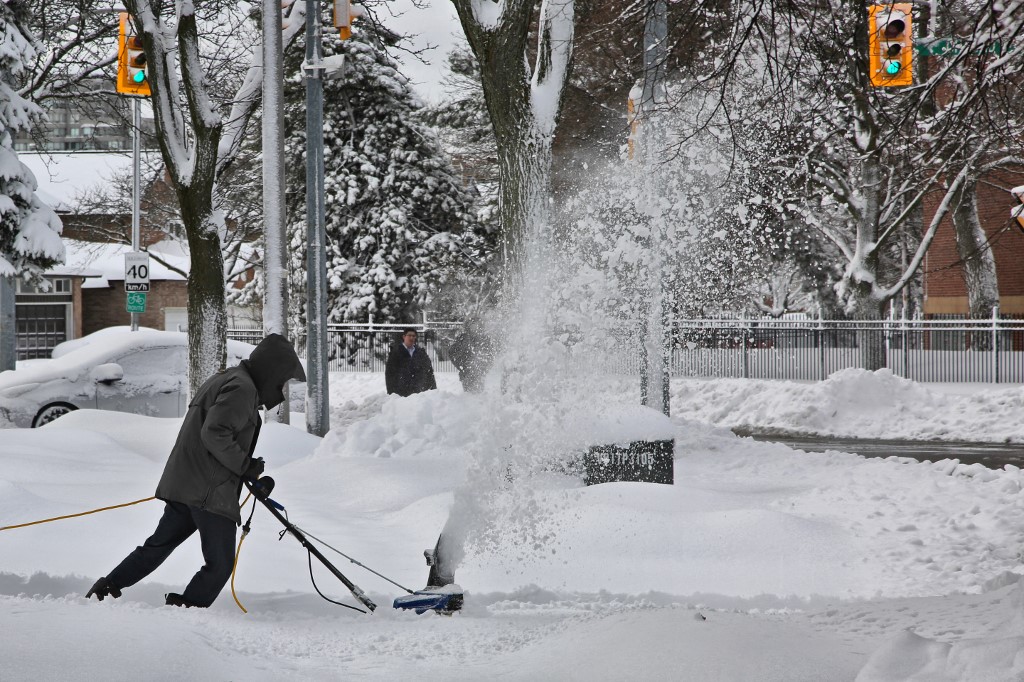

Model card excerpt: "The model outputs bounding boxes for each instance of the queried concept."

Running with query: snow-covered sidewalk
[1,371,1023,681]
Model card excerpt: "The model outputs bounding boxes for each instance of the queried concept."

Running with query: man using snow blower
[86,333,306,608]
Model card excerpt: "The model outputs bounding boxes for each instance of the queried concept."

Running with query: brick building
[922,167,1024,318]
[14,152,259,359]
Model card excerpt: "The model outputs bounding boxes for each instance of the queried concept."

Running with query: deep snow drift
[1,370,1023,681]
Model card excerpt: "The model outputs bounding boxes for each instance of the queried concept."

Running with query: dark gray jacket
[155,334,305,523]
[385,343,437,397]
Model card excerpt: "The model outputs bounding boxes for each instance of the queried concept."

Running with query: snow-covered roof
[55,239,189,288]
[50,238,260,288]
[20,151,155,213]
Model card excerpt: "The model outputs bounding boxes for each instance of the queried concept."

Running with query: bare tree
[449,0,575,292]
[118,0,305,393]
[676,0,1024,368]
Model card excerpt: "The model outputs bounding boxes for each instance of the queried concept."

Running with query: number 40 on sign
[124,251,150,292]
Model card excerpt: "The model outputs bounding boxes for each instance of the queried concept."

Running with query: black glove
[244,457,265,479]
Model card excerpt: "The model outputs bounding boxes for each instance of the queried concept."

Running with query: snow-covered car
[0,330,257,428]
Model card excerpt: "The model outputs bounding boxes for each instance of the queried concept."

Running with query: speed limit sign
[124,251,150,292]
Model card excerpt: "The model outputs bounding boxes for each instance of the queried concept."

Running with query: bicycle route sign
[126,292,147,314]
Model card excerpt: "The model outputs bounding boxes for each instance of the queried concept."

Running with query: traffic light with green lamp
[117,12,151,97]
[869,4,914,87]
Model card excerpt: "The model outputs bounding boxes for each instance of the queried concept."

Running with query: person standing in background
[385,328,437,396]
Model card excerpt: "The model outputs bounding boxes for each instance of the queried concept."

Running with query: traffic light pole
[305,2,330,436]
[263,0,290,424]
[638,0,670,417]
[131,96,141,332]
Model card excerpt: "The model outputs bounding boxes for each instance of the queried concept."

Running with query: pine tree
[0,1,63,283]
[285,27,490,335]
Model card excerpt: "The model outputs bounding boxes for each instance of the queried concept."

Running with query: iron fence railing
[228,315,1024,383]
[228,322,461,373]
[662,317,1024,383]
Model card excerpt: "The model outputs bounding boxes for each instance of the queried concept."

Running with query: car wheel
[33,403,77,428]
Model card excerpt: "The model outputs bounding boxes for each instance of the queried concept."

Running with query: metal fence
[663,317,1024,383]
[228,316,1024,383]
[228,322,461,373]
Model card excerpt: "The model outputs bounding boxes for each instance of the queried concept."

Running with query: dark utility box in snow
[583,439,674,485]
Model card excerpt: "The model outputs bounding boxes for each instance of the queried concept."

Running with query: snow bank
[856,579,1024,682]
[674,368,1024,442]
[4,372,1024,680]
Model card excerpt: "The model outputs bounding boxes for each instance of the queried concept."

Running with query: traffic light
[117,12,151,97]
[869,4,913,87]
[1012,186,1024,235]
[334,0,352,40]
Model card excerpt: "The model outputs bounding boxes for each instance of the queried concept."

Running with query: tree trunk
[174,137,225,396]
[0,276,14,371]
[495,126,553,293]
[184,235,228,392]
[950,176,999,349]
[126,0,226,397]
[844,151,888,371]
[850,295,887,371]
[451,0,572,298]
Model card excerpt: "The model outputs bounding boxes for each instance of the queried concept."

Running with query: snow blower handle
[245,476,284,510]
[242,477,377,613]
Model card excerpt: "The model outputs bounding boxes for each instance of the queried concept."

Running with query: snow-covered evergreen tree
[0,1,63,283]
[284,26,490,333]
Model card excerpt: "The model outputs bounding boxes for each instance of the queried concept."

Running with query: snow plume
[430,154,694,577]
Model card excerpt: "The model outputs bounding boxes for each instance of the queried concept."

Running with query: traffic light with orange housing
[869,4,914,87]
[117,12,151,97]
[334,0,353,40]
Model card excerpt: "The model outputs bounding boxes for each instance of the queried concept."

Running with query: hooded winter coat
[155,334,305,523]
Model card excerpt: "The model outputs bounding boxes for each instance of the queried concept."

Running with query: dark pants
[106,501,237,607]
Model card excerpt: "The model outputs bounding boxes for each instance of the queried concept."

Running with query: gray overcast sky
[382,0,464,104]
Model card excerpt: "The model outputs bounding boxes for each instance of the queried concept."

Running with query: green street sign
[126,292,147,314]
[915,38,1009,57]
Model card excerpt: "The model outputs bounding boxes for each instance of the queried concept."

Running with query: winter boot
[165,592,202,608]
[85,577,122,602]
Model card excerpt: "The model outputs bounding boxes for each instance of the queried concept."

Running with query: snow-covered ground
[2,370,1024,681]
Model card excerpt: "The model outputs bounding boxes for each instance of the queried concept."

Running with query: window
[16,278,71,294]
[115,347,187,377]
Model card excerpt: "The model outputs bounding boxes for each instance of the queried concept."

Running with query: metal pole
[639,0,669,415]
[902,308,909,380]
[818,311,826,380]
[661,286,671,415]
[305,1,330,436]
[131,97,141,332]
[742,320,750,379]
[263,0,289,424]
[992,305,1000,384]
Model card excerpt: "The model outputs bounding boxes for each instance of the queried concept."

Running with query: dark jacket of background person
[385,342,437,396]
[155,334,306,524]
[449,326,495,393]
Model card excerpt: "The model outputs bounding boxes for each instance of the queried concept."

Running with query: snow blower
[244,477,463,615]
[392,537,464,615]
